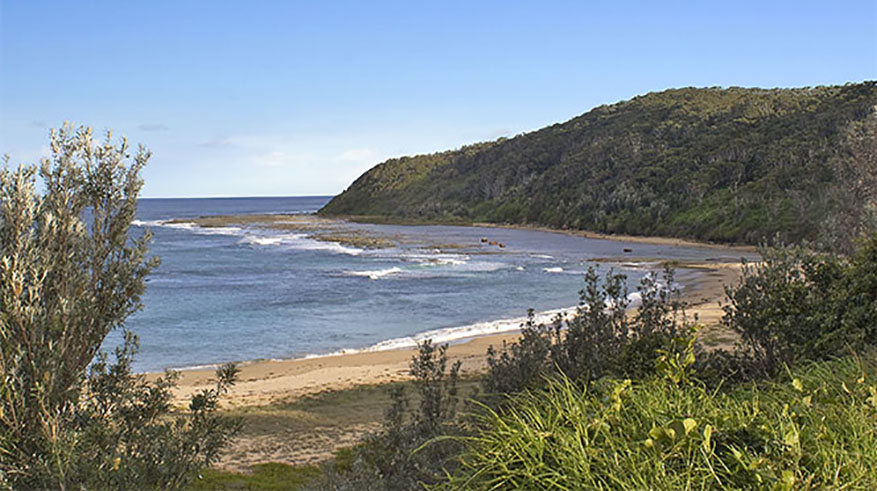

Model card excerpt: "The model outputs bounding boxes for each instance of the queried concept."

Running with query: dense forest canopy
[320,83,877,245]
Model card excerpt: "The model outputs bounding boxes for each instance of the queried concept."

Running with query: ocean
[110,196,746,372]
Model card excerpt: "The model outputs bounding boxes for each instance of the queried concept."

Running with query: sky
[1,1,875,198]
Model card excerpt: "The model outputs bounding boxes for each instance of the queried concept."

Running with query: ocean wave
[195,226,243,235]
[402,253,470,266]
[240,232,362,255]
[132,219,362,255]
[543,266,564,273]
[618,261,660,271]
[287,238,363,256]
[171,290,650,370]
[131,219,242,236]
[239,235,287,246]
[338,291,643,355]
[347,267,403,280]
[304,306,579,358]
[388,252,511,274]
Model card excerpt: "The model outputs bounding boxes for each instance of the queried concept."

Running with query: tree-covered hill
[320,82,877,245]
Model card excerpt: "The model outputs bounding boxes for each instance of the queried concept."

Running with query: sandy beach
[169,260,740,408]
[155,230,747,470]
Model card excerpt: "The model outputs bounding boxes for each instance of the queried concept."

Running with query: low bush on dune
[313,340,464,490]
[482,264,694,400]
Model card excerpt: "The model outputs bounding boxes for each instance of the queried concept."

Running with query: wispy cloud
[138,123,169,132]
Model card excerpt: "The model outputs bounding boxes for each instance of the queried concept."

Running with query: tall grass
[443,355,877,490]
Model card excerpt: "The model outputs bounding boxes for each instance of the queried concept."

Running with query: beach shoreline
[147,220,748,470]
[163,257,742,409]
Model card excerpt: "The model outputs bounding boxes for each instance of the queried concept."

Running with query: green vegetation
[312,341,465,490]
[717,237,877,379]
[189,463,322,491]
[482,266,692,398]
[0,124,238,489]
[445,356,877,489]
[321,82,877,247]
[317,236,877,489]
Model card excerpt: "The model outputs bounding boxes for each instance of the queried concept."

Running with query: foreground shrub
[316,341,462,490]
[445,355,877,490]
[482,265,694,399]
[0,124,238,489]
[722,235,877,378]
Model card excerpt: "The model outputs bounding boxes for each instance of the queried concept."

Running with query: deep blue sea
[109,197,747,372]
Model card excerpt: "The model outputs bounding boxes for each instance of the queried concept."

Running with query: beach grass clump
[444,354,877,490]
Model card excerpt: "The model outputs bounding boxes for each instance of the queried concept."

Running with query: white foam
[132,219,166,227]
[131,219,241,236]
[296,290,651,362]
[347,267,403,280]
[195,226,243,236]
[287,238,363,256]
[543,266,564,273]
[304,306,579,359]
[403,253,470,266]
[264,233,363,255]
[133,218,362,255]
[460,261,510,273]
[626,291,643,309]
[619,261,660,271]
[531,254,554,259]
[239,235,284,246]
[242,232,362,255]
[132,219,197,230]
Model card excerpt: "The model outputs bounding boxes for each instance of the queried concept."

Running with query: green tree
[0,123,239,489]
[823,113,877,254]
[721,235,877,378]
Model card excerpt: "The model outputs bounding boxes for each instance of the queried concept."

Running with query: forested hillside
[320,83,877,245]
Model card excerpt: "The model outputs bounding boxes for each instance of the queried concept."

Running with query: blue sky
[1,1,875,198]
